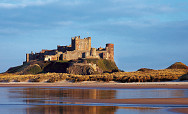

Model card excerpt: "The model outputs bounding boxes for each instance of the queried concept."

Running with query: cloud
[0,0,92,9]
[0,0,188,72]
[0,0,57,8]
[0,0,187,39]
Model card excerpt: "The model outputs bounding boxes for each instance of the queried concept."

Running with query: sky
[0,0,188,73]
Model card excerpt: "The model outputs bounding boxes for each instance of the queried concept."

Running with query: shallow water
[0,87,187,114]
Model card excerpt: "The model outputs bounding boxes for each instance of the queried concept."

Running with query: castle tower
[71,36,79,50]
[88,37,91,50]
[75,36,79,50]
[71,37,75,50]
[71,36,91,51]
[26,53,30,62]
[90,48,96,57]
[106,44,114,61]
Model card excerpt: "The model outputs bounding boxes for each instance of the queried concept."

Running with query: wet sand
[168,108,188,114]
[62,98,188,105]
[0,81,188,89]
[63,98,188,114]
[1,81,188,113]
[62,98,188,114]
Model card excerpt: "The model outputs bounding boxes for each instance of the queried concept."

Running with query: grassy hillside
[6,59,119,74]
[20,64,42,74]
[6,65,24,73]
[85,59,119,73]
[1,69,188,83]
[6,60,50,74]
[3,61,188,83]
[167,62,188,69]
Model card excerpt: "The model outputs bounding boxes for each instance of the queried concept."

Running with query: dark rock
[66,65,95,75]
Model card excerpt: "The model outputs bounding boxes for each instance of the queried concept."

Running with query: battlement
[26,36,114,62]
[71,36,91,51]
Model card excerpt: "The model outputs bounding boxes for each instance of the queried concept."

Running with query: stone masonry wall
[26,36,114,62]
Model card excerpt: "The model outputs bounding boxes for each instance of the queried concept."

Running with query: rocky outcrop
[167,62,188,69]
[66,62,103,75]
[6,59,116,75]
[66,65,95,75]
[43,62,69,73]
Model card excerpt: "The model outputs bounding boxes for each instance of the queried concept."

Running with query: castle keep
[26,36,114,62]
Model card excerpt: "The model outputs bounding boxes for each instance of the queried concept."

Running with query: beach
[1,81,188,114]
[0,81,188,89]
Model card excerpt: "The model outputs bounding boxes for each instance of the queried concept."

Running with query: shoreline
[0,81,188,89]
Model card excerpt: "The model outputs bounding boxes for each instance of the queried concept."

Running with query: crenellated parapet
[71,36,91,51]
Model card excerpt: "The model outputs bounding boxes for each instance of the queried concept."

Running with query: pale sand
[0,81,188,89]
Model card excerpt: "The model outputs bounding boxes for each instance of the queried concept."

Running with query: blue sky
[0,0,188,73]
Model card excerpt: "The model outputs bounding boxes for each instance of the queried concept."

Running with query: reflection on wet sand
[26,105,161,114]
[4,87,188,114]
[9,88,116,104]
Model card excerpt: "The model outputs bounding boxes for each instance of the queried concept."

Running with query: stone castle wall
[71,36,91,51]
[26,36,114,62]
[106,44,114,61]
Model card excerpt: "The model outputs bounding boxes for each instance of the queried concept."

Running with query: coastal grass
[85,59,119,72]
[0,69,188,83]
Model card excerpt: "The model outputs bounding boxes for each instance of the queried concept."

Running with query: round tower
[106,44,114,61]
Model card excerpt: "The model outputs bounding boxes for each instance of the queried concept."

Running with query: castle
[26,36,114,62]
